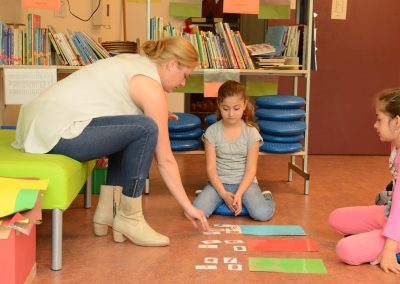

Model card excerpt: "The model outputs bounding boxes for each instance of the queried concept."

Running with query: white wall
[0,0,188,43]
[0,0,189,125]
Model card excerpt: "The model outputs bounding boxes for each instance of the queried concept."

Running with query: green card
[258,4,291,20]
[169,2,202,18]
[249,257,327,274]
[14,189,40,214]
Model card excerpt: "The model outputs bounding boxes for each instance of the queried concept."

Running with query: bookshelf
[0,0,314,195]
[183,1,313,194]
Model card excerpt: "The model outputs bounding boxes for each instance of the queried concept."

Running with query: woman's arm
[204,139,235,212]
[130,75,209,230]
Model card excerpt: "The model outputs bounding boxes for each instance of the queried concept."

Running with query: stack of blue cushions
[168,112,203,151]
[255,95,306,154]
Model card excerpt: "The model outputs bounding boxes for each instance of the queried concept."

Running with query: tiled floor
[33,155,399,283]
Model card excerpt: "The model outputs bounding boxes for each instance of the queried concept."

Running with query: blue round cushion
[258,120,306,136]
[214,203,249,216]
[170,140,202,151]
[168,112,201,132]
[169,128,203,140]
[256,95,305,109]
[261,133,304,143]
[256,108,305,121]
[205,114,217,125]
[260,142,303,154]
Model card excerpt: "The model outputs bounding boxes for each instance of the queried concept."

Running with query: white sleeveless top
[12,54,160,153]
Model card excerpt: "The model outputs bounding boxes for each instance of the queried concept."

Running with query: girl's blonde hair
[140,37,199,68]
[216,80,259,131]
[376,88,400,119]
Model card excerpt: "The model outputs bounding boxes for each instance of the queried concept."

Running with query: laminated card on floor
[240,225,306,236]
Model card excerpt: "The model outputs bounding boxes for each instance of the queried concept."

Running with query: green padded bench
[0,129,94,271]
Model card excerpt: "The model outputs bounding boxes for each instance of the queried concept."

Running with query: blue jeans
[193,182,275,221]
[48,115,158,197]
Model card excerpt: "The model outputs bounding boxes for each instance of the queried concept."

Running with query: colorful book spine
[215,22,238,69]
[81,32,110,59]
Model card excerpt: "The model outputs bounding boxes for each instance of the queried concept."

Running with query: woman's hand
[371,238,400,273]
[233,193,243,216]
[221,191,236,213]
[168,112,179,120]
[183,205,210,231]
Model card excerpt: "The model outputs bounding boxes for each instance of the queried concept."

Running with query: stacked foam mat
[168,112,203,151]
[255,95,306,154]
[204,113,217,129]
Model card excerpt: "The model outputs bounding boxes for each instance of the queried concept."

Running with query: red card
[247,239,319,252]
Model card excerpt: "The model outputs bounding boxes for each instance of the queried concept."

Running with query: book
[246,43,276,56]
[81,32,110,59]
[48,26,67,65]
[266,25,288,55]
[27,13,41,65]
[215,21,238,69]
[234,31,255,69]
[223,22,243,69]
[65,29,85,65]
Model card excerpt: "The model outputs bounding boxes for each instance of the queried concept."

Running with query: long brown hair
[376,88,400,119]
[140,37,199,68]
[216,80,259,131]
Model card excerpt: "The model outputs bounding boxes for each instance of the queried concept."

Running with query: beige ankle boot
[93,185,122,236]
[112,195,170,246]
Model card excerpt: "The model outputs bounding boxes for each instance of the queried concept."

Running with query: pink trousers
[329,205,400,265]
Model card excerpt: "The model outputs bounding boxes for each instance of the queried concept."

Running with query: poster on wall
[22,0,61,10]
[223,0,259,15]
[203,69,240,97]
[331,0,347,20]
[4,68,57,105]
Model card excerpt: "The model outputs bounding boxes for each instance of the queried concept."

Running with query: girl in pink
[329,88,400,273]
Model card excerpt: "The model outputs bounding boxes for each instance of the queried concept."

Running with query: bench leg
[144,178,150,195]
[84,172,93,209]
[51,209,63,271]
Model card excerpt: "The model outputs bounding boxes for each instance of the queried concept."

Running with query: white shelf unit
[176,67,311,195]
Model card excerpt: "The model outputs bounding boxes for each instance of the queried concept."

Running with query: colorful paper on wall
[261,0,295,10]
[223,0,259,15]
[245,78,278,96]
[0,177,48,218]
[203,70,240,97]
[258,4,291,19]
[249,257,327,274]
[175,76,204,93]
[169,2,202,18]
[260,0,290,5]
[247,239,318,252]
[127,0,161,2]
[22,0,60,10]
[240,225,306,236]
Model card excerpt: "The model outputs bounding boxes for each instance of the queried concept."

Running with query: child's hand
[221,191,236,213]
[371,238,400,273]
[233,194,242,216]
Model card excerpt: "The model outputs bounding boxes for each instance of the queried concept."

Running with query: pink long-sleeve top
[383,149,400,241]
